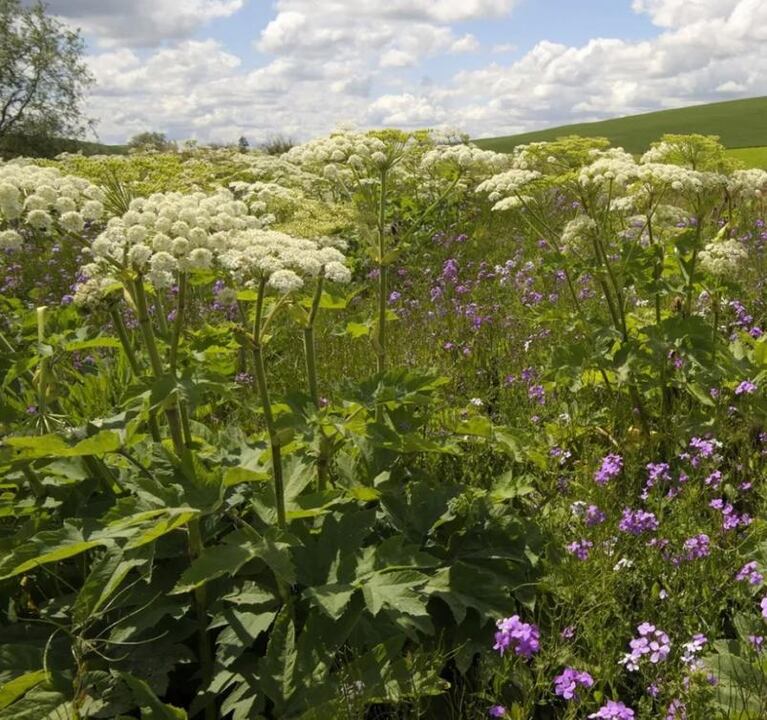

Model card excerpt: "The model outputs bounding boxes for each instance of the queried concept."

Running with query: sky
[40,0,767,145]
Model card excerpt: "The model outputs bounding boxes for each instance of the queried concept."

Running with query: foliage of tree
[0,0,93,142]
[127,131,177,153]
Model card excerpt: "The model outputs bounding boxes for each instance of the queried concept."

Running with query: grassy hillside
[726,146,767,169]
[475,96,767,155]
[0,133,128,159]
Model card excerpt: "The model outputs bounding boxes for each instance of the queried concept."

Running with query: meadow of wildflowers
[1,131,767,719]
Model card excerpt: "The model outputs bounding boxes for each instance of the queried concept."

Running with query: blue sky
[45,0,767,143]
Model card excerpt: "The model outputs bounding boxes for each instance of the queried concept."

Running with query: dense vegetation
[475,96,767,156]
[1,131,767,720]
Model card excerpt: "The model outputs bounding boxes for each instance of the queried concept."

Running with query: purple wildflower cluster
[619,622,671,671]
[618,508,659,535]
[681,533,711,561]
[493,615,540,659]
[709,498,752,530]
[735,561,763,586]
[566,539,593,560]
[680,633,708,670]
[588,700,635,719]
[735,379,758,396]
[595,453,623,486]
[553,667,594,699]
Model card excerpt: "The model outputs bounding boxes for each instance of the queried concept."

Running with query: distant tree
[0,0,94,142]
[259,133,295,156]
[127,131,176,153]
[238,135,249,152]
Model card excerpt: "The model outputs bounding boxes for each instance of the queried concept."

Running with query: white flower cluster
[420,144,510,177]
[727,169,767,200]
[476,169,542,210]
[634,164,726,196]
[218,229,351,293]
[427,127,470,146]
[230,180,302,222]
[83,188,263,290]
[640,142,676,165]
[285,131,390,176]
[698,238,748,281]
[241,154,319,194]
[0,162,105,247]
[578,149,638,189]
[560,215,598,253]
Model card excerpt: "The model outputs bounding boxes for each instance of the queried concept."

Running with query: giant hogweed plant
[0,162,540,719]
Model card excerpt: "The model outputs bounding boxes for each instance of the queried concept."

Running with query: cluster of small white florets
[698,238,748,281]
[427,127,470,146]
[241,154,319,194]
[230,180,302,220]
[476,169,542,210]
[286,131,390,176]
[0,162,105,249]
[634,164,726,196]
[83,188,263,290]
[578,149,639,189]
[509,142,555,172]
[727,169,767,200]
[560,215,598,253]
[218,228,351,293]
[420,144,511,177]
[639,142,676,165]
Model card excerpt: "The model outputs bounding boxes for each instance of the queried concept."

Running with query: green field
[475,96,767,155]
[726,145,767,169]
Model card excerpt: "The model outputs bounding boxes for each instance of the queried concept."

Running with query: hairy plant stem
[109,306,141,376]
[252,277,287,529]
[685,221,703,316]
[375,168,389,413]
[36,306,48,417]
[303,274,329,491]
[130,276,214,719]
[131,276,185,454]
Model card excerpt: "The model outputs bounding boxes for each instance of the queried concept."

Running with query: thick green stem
[252,277,286,529]
[109,307,141,376]
[36,306,48,417]
[132,277,185,454]
[303,275,329,491]
[685,222,702,316]
[169,273,187,375]
[130,277,213,720]
[712,290,720,368]
[375,170,388,424]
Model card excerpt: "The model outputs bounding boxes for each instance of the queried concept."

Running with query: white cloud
[43,0,244,47]
[67,0,767,145]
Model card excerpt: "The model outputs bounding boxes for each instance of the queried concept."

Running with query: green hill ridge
[474,96,767,155]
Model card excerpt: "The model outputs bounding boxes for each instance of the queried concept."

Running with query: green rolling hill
[474,96,767,157]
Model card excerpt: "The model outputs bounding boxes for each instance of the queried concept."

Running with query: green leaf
[0,524,109,580]
[119,672,188,719]
[360,569,429,617]
[303,584,357,620]
[215,608,276,664]
[172,534,258,594]
[345,322,370,338]
[0,671,47,711]
[258,607,297,713]
[0,687,72,720]
[2,430,121,460]
[64,338,121,352]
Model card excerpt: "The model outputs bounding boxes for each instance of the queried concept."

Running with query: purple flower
[554,667,594,700]
[666,699,687,720]
[493,615,540,659]
[585,504,607,526]
[762,597,767,619]
[618,508,659,535]
[735,380,757,396]
[528,384,546,405]
[736,561,764,586]
[589,700,635,719]
[595,454,623,486]
[681,633,707,669]
[748,635,764,652]
[561,625,576,639]
[488,706,506,718]
[620,623,670,671]
[566,539,593,560]
[682,533,710,561]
